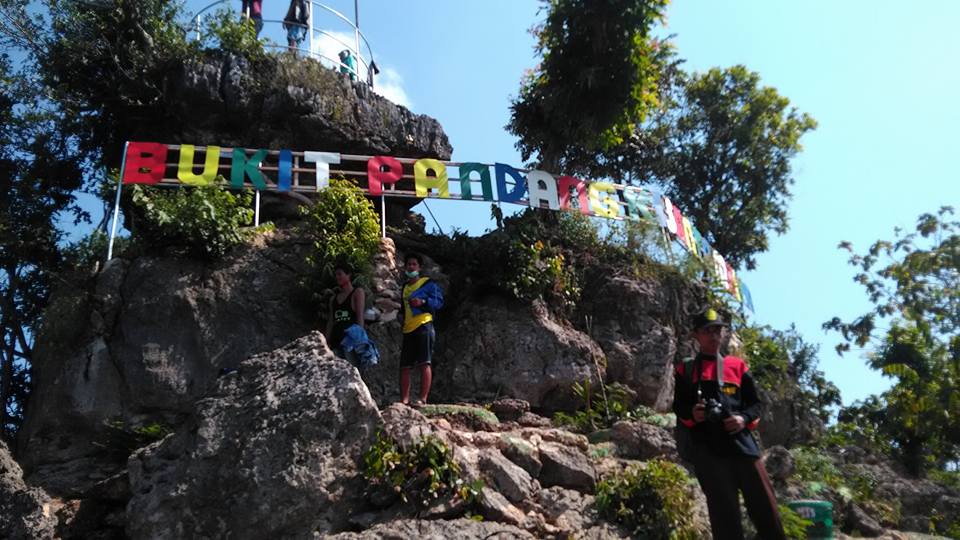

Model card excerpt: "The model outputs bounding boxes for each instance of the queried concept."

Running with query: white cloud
[371,67,411,109]
[309,30,411,108]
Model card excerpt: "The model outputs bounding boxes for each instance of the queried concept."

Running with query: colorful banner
[120,142,752,310]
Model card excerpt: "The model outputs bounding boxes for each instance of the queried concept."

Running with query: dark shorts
[400,322,434,368]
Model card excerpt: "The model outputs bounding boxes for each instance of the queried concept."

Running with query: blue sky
[183,1,958,406]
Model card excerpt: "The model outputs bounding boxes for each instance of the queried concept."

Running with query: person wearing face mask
[398,252,443,406]
[673,309,785,540]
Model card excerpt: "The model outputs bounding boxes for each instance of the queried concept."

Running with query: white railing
[186,0,377,87]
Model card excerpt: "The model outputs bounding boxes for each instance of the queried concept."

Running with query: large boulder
[125,331,381,539]
[18,230,319,495]
[0,440,57,540]
[433,298,604,411]
[327,518,536,539]
[578,274,689,411]
[168,52,453,160]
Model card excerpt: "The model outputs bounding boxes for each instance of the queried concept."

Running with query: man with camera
[673,309,786,539]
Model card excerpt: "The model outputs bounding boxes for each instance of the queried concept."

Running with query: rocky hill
[3,51,959,539]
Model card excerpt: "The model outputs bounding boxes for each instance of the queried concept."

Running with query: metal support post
[255,190,261,226]
[308,1,314,56]
[380,194,386,238]
[106,141,129,263]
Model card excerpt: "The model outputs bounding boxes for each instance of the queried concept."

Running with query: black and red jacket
[673,353,764,457]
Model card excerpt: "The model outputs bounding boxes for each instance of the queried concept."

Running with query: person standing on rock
[326,262,365,365]
[283,0,308,53]
[398,253,443,406]
[241,0,263,37]
[673,309,786,540]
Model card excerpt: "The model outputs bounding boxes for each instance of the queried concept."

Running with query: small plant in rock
[554,380,665,433]
[778,504,813,540]
[130,184,262,259]
[200,7,267,60]
[594,459,700,539]
[97,419,172,457]
[362,431,472,509]
[300,177,380,295]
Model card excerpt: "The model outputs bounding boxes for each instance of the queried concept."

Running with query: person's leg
[737,456,786,540]
[399,332,414,404]
[417,324,435,403]
[694,450,746,540]
[418,364,432,403]
[399,368,412,404]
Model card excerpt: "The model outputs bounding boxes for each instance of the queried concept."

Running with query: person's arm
[423,281,444,312]
[352,288,365,329]
[737,368,764,429]
[325,296,335,342]
[673,362,699,428]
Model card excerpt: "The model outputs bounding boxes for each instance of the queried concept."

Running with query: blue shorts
[286,25,307,44]
[400,322,434,368]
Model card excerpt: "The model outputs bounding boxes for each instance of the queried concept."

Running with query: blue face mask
[405,270,420,279]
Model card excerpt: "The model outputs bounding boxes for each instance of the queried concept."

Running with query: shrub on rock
[594,459,700,539]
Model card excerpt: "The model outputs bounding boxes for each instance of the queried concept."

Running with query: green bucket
[787,500,833,539]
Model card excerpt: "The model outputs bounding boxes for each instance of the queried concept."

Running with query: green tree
[622,66,817,270]
[738,324,841,427]
[825,207,960,476]
[300,178,381,292]
[508,0,671,171]
[0,54,86,441]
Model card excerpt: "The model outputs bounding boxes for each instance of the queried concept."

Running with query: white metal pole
[380,194,386,238]
[106,141,130,262]
[307,1,314,57]
[354,0,361,79]
[255,190,261,226]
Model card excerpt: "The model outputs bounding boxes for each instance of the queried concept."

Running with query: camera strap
[692,354,724,399]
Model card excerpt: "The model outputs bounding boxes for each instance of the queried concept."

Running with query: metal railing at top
[186,0,377,87]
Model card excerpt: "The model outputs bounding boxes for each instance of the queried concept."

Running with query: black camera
[704,398,731,424]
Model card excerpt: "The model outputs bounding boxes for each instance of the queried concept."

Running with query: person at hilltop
[241,0,263,37]
[283,0,308,53]
[673,309,786,540]
[398,253,443,406]
[326,262,366,365]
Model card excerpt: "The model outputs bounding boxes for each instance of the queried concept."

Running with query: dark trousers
[693,449,786,540]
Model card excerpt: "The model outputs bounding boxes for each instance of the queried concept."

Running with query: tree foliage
[300,178,381,291]
[508,0,671,171]
[0,54,86,441]
[34,0,195,167]
[737,324,841,427]
[129,184,258,259]
[623,66,817,270]
[825,207,960,475]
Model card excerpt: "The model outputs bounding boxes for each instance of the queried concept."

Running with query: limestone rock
[478,487,528,527]
[578,275,683,411]
[19,231,319,495]
[538,442,596,492]
[764,445,794,484]
[489,398,531,422]
[125,332,381,539]
[537,486,597,532]
[438,298,603,411]
[381,403,435,450]
[0,440,57,540]
[169,52,452,160]
[610,420,677,462]
[499,435,542,478]
[327,518,536,539]
[847,503,886,537]
[480,450,538,503]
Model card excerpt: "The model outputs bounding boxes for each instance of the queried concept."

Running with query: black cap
[692,309,727,330]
